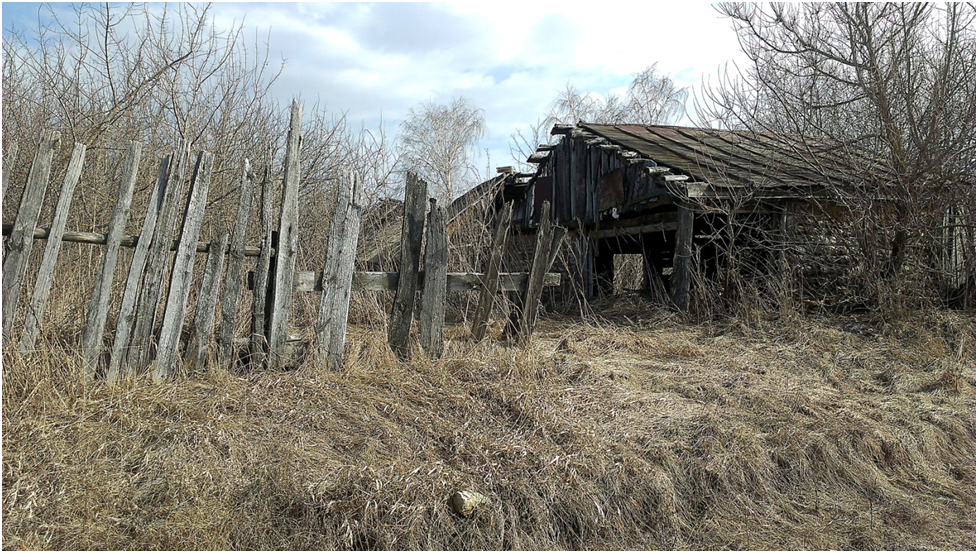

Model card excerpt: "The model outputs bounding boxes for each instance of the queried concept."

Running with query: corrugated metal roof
[578,124,867,191]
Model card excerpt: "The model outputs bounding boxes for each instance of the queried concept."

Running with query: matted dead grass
[2,304,975,550]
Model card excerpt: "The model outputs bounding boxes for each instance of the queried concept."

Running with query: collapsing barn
[498,123,931,310]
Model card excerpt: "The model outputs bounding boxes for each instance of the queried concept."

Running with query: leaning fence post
[187,233,229,370]
[106,154,172,382]
[19,143,86,354]
[218,159,256,366]
[670,204,694,312]
[2,130,60,343]
[388,172,427,360]
[128,141,190,371]
[418,199,447,360]
[81,141,141,377]
[315,172,364,370]
[153,151,213,381]
[268,100,303,369]
[515,201,566,344]
[250,167,274,368]
[471,202,513,341]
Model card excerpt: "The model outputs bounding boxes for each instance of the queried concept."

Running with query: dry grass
[2,302,975,550]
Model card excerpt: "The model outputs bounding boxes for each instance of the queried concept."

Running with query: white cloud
[5,1,748,183]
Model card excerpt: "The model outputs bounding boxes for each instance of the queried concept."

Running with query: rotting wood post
[388,171,427,361]
[249,167,274,369]
[81,141,141,377]
[218,159,256,367]
[153,151,214,381]
[188,233,229,370]
[471,202,513,341]
[19,143,86,354]
[418,199,447,360]
[128,141,190,371]
[670,204,694,312]
[315,172,363,370]
[519,202,566,344]
[268,101,303,370]
[2,130,60,343]
[107,154,172,383]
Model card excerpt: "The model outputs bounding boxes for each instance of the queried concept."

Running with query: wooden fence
[1,102,564,381]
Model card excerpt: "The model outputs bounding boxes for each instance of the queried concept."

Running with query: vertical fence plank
[153,152,214,381]
[106,154,172,382]
[471,202,513,341]
[250,167,274,368]
[670,204,693,311]
[315,172,364,370]
[81,142,141,376]
[2,130,60,342]
[268,101,303,368]
[218,159,256,366]
[418,199,447,360]
[188,232,228,370]
[19,143,86,353]
[2,142,19,205]
[388,172,427,360]
[128,141,190,370]
[517,200,554,344]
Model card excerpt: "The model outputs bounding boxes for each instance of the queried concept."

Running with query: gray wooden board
[218,159,256,365]
[418,200,447,360]
[387,172,427,360]
[81,142,141,375]
[188,233,228,369]
[2,130,60,342]
[471,202,513,341]
[153,151,213,380]
[250,167,274,366]
[107,153,172,382]
[268,101,303,368]
[670,205,694,311]
[519,201,554,343]
[19,143,86,353]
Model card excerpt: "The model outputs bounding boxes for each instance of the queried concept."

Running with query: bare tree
[399,97,486,202]
[696,2,976,309]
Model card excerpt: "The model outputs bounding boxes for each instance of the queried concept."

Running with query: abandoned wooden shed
[498,122,880,310]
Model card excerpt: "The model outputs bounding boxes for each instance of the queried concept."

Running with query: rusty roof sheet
[578,124,871,190]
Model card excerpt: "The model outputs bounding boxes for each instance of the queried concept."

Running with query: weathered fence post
[518,201,566,344]
[106,154,173,382]
[19,143,86,353]
[670,204,694,311]
[471,202,513,341]
[187,232,228,370]
[250,167,274,368]
[268,101,303,369]
[81,141,141,376]
[153,151,214,381]
[315,172,364,370]
[419,199,447,359]
[2,130,60,342]
[218,159,256,366]
[388,172,427,360]
[128,141,190,370]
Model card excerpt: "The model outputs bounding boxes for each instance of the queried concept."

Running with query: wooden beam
[249,167,274,368]
[268,100,303,369]
[128,141,190,371]
[218,159,257,366]
[251,270,560,294]
[187,232,228,370]
[471,202,513,341]
[593,221,678,239]
[315,172,363,370]
[153,151,213,381]
[418,199,447,360]
[81,141,141,377]
[3,130,60,342]
[670,205,694,312]
[107,153,172,382]
[0,224,267,256]
[388,172,427,360]
[19,143,86,354]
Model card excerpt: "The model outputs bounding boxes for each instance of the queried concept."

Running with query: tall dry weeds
[3,304,974,550]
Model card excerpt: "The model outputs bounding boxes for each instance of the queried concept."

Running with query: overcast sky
[2,1,748,184]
